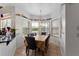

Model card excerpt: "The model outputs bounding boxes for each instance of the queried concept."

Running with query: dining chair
[25,36,37,56]
[45,34,50,53]
[28,33,37,37]
[41,32,46,35]
[0,30,2,35]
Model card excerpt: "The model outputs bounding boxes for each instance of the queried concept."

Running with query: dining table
[24,34,49,55]
[34,35,48,48]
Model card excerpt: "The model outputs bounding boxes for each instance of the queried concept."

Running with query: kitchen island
[0,35,16,56]
[0,35,15,45]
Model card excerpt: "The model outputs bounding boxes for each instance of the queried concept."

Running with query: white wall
[15,16,27,48]
[59,4,65,56]
[50,4,65,56]
[66,4,79,56]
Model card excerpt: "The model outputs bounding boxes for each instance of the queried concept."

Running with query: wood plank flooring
[15,42,61,56]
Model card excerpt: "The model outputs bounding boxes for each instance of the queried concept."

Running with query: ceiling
[0,3,62,19]
[14,3,61,19]
[15,4,59,15]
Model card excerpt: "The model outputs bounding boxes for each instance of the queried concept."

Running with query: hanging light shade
[0,6,3,9]
[1,14,3,18]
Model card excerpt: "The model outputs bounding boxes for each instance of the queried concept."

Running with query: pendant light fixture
[1,14,3,18]
[0,6,3,9]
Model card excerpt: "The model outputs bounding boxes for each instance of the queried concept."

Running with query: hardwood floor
[15,42,61,56]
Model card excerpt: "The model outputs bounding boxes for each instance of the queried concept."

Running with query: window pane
[52,20,60,37]
[22,19,29,35]
[1,18,11,28]
[40,21,49,34]
[32,21,39,33]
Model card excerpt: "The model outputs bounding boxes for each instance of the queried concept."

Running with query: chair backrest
[0,30,2,35]
[28,33,37,37]
[41,32,46,35]
[45,34,50,47]
[25,36,37,50]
